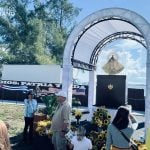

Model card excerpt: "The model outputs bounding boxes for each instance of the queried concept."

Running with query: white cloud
[73,39,146,85]
[96,40,146,84]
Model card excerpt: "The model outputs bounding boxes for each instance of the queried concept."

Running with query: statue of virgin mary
[102,52,124,75]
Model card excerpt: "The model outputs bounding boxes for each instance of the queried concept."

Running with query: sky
[69,0,150,23]
[69,0,149,85]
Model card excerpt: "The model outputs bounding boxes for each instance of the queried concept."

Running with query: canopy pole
[62,64,73,106]
[88,70,97,120]
[145,47,150,140]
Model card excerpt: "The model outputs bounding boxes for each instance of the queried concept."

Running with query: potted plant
[73,109,82,125]
[41,94,58,117]
[34,120,53,150]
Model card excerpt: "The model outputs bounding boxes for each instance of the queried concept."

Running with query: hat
[55,91,67,98]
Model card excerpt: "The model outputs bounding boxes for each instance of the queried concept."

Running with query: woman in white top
[70,126,92,150]
[23,92,37,143]
[106,106,138,150]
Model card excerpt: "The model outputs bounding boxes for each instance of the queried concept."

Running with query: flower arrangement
[41,95,57,117]
[75,109,82,119]
[35,120,52,137]
[92,107,111,130]
[88,107,111,150]
[88,130,107,150]
[72,109,82,124]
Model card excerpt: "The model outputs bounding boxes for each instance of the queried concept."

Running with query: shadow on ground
[10,132,33,150]
[10,132,54,150]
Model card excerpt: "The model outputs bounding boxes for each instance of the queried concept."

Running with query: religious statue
[102,52,124,75]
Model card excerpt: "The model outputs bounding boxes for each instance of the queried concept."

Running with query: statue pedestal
[96,75,126,108]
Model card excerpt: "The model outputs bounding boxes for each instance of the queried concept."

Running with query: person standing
[106,106,138,150]
[23,92,37,143]
[51,90,71,150]
[0,120,11,150]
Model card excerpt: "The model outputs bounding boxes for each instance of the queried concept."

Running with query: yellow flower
[75,109,82,117]
[35,126,42,132]
[37,120,47,127]
[95,117,99,121]
[46,120,52,126]
[97,120,103,127]
[98,134,103,140]
[107,115,111,119]
[35,119,52,136]
[97,108,100,112]
[104,119,109,125]
[138,144,148,150]
[99,113,103,117]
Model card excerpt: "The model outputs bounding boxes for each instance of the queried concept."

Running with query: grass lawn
[0,103,146,149]
[0,103,33,150]
[0,103,24,137]
[0,103,86,150]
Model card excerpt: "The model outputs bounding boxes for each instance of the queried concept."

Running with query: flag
[0,84,29,91]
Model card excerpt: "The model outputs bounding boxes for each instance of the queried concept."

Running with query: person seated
[0,120,11,150]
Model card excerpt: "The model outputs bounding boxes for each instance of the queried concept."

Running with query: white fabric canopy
[62,8,150,138]
[72,19,144,68]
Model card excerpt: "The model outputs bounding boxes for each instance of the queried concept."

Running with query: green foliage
[44,0,81,63]
[41,95,57,117]
[0,0,81,64]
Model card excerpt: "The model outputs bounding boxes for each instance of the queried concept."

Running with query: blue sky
[69,0,150,23]
[70,0,148,85]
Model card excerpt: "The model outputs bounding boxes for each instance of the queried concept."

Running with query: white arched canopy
[62,8,150,136]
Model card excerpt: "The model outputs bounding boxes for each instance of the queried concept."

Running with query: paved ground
[73,106,145,141]
[1,101,145,141]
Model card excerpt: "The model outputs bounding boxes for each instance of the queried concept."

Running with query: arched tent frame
[62,8,150,136]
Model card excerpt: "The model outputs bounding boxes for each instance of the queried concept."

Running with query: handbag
[113,125,138,150]
[111,145,132,150]
[130,143,138,150]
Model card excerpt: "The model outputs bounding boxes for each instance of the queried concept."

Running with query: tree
[40,0,81,62]
[0,0,80,64]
